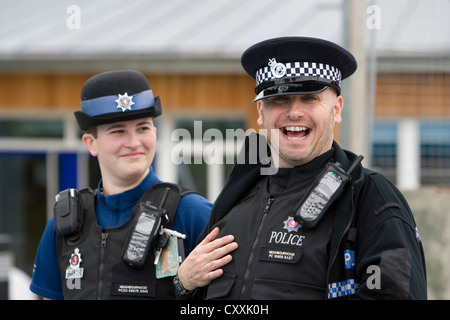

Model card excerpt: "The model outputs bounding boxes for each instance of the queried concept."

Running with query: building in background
[0,0,449,298]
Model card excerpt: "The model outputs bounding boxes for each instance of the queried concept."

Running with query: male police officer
[30,70,211,299]
[175,37,427,299]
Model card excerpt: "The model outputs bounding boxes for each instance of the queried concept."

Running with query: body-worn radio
[122,200,166,268]
[294,155,363,229]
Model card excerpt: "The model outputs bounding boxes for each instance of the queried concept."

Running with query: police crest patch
[283,216,300,232]
[66,247,84,279]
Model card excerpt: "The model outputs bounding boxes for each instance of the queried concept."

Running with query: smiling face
[256,88,343,168]
[82,117,157,195]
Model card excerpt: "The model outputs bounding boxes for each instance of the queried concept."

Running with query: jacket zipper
[97,232,108,300]
[240,197,274,299]
[325,186,355,299]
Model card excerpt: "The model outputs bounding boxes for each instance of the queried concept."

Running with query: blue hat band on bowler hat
[81,89,155,117]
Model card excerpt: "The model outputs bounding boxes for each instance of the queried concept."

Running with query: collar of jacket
[207,132,270,230]
[330,139,369,241]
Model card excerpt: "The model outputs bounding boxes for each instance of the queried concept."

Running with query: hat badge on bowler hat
[115,92,135,112]
[74,70,162,131]
[241,37,357,102]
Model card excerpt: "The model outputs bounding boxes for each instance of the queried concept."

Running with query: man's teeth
[284,126,309,140]
[285,126,307,132]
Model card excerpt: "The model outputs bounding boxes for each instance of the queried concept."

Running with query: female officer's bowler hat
[241,37,357,102]
[74,70,162,131]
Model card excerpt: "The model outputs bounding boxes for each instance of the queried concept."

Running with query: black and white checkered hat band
[255,61,342,87]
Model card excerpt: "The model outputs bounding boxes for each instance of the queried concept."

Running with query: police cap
[241,37,357,101]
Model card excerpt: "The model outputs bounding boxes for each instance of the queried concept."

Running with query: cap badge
[115,92,135,112]
[268,58,286,79]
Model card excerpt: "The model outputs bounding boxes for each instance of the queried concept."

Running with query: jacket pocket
[205,273,236,299]
[251,278,325,300]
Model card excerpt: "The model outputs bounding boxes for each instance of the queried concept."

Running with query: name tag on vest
[259,246,302,264]
[111,282,156,298]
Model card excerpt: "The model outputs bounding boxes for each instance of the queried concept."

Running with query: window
[420,121,450,185]
[0,119,63,138]
[0,153,47,273]
[372,119,450,187]
[371,121,398,183]
[173,118,246,199]
[0,115,95,276]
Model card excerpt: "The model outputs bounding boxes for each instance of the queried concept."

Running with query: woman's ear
[82,133,98,157]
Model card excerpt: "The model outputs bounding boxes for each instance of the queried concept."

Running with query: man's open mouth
[281,126,311,140]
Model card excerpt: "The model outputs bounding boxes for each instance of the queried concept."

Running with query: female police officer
[30,70,211,299]
[175,37,427,300]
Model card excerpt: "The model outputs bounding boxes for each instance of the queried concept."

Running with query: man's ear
[82,133,98,157]
[334,95,344,124]
[256,101,263,126]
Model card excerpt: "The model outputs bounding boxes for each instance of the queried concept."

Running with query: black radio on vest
[294,155,363,229]
[122,187,171,268]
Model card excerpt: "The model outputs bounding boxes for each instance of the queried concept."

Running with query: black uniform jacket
[196,133,427,300]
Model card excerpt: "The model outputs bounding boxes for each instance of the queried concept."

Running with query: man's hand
[177,227,238,291]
